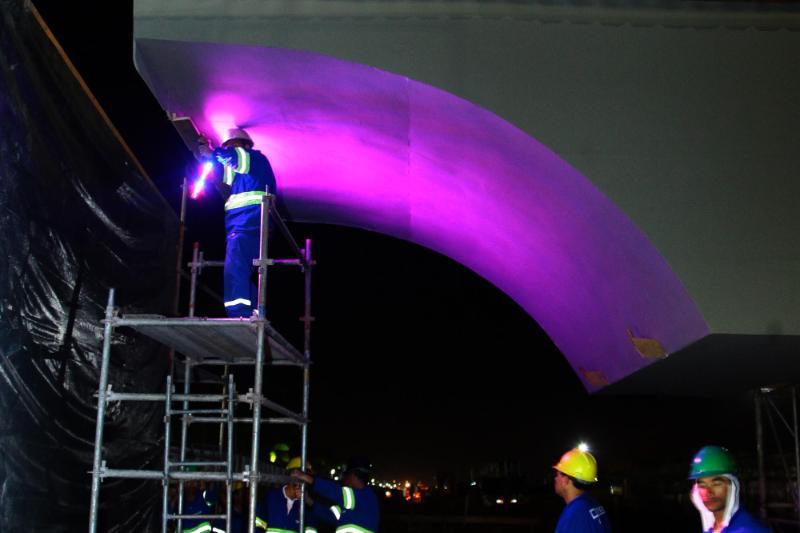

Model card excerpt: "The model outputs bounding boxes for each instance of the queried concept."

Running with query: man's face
[553,470,570,498]
[286,470,303,499]
[696,476,730,513]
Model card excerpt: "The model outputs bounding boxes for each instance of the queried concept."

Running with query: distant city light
[334,476,339,481]
[511,498,518,504]
[330,468,336,475]
[578,442,589,452]
[496,498,504,505]
[470,481,477,486]
[385,490,392,498]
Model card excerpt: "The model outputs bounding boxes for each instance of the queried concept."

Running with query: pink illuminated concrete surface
[134,38,708,390]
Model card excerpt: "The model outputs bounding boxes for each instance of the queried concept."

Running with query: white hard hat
[223,128,253,147]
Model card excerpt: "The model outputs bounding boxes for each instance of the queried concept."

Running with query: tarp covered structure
[133,0,800,392]
[0,1,177,530]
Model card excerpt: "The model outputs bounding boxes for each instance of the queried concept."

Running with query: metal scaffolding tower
[88,190,314,533]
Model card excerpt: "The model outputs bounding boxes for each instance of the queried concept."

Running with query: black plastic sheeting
[0,1,178,530]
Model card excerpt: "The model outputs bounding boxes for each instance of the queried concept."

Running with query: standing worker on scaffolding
[196,128,277,318]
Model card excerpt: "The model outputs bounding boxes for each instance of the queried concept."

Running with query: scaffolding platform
[117,314,308,366]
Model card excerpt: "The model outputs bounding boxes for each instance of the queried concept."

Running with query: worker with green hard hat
[552,444,612,532]
[688,445,770,533]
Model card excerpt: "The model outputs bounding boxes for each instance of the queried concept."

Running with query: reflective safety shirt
[702,508,771,533]
[555,493,612,533]
[213,146,277,233]
[179,489,218,533]
[254,486,318,533]
[312,477,380,533]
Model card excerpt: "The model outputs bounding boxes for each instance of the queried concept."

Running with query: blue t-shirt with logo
[556,493,611,533]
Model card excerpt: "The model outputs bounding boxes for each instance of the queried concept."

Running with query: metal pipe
[186,416,301,425]
[256,191,270,318]
[162,375,173,533]
[177,359,191,532]
[189,242,200,317]
[174,177,188,315]
[269,205,307,267]
[299,238,313,533]
[257,397,307,423]
[168,514,226,521]
[89,289,115,533]
[173,461,228,467]
[106,392,228,402]
[248,321,267,533]
[227,374,235,533]
[100,469,288,482]
[793,387,800,526]
[755,389,768,521]
[219,364,228,454]
[171,409,229,415]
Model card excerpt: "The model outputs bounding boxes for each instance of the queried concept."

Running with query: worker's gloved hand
[213,147,233,166]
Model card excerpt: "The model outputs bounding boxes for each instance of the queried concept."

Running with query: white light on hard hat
[578,442,590,452]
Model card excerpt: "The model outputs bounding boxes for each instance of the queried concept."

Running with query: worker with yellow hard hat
[254,456,318,533]
[552,445,611,532]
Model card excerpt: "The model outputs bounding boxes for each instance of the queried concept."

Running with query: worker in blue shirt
[197,128,277,318]
[292,456,380,533]
[689,446,770,533]
[172,477,218,533]
[255,457,318,533]
[552,446,612,532]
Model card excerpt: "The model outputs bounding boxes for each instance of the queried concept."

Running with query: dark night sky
[32,1,758,483]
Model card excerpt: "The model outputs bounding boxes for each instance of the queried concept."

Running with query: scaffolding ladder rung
[172,461,228,467]
[172,409,228,415]
[168,514,226,520]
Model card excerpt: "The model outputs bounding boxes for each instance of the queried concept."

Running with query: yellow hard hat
[286,456,312,473]
[553,448,598,483]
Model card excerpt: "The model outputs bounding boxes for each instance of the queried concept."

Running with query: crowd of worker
[171,455,377,533]
[181,129,772,533]
[170,444,770,533]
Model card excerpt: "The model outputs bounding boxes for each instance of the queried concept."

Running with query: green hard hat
[688,446,737,479]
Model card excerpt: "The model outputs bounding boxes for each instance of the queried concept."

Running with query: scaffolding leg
[189,242,199,317]
[177,359,191,532]
[248,322,267,533]
[793,387,800,526]
[89,289,115,533]
[755,389,768,521]
[227,374,235,531]
[162,375,173,533]
[299,238,313,533]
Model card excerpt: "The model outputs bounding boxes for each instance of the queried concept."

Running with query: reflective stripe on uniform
[255,516,267,529]
[224,190,266,211]
[224,165,235,185]
[342,487,355,510]
[212,528,226,533]
[336,526,374,533]
[234,147,250,173]
[305,529,318,533]
[224,298,251,308]
[330,505,342,520]
[184,523,213,533]
[266,528,295,533]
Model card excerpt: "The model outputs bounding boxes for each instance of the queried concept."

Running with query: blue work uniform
[211,510,245,533]
[178,489,218,533]
[555,493,611,533]
[312,477,380,533]
[214,145,277,318]
[703,508,771,533]
[254,486,318,533]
